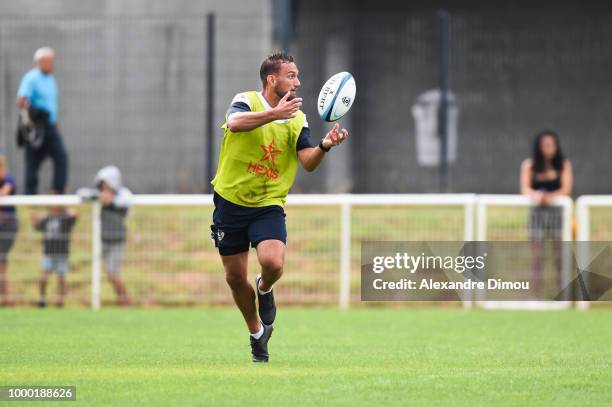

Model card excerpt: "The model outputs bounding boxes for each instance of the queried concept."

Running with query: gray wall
[2,0,611,196]
[0,0,272,193]
[293,0,612,195]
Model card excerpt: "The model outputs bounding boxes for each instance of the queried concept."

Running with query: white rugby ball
[317,72,356,122]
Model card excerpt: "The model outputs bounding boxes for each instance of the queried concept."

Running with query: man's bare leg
[222,251,260,334]
[254,240,285,326]
[256,240,285,292]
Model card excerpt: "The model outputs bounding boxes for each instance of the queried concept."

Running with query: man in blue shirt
[17,47,69,195]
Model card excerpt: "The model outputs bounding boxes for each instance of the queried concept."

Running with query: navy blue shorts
[211,192,286,256]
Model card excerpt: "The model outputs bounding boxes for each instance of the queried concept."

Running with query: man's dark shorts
[211,192,286,256]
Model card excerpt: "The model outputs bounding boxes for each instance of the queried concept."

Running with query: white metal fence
[286,194,476,309]
[0,194,606,308]
[575,195,612,309]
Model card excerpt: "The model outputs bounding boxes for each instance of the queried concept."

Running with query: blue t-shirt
[17,68,58,124]
[0,175,16,213]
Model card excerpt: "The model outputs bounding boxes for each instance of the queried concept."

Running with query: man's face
[38,55,54,74]
[272,62,301,100]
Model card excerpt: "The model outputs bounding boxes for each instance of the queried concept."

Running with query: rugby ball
[317,72,356,122]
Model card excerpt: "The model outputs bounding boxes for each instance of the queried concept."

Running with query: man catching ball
[211,52,348,362]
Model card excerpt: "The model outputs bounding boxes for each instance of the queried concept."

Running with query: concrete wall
[0,0,272,193]
[3,0,611,196]
[293,0,612,195]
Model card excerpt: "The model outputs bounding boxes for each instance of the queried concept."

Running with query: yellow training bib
[211,91,305,207]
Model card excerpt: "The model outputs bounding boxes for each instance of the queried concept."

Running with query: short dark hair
[260,52,294,86]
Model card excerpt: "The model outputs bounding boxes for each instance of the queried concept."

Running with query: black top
[36,213,77,256]
[101,204,128,243]
[531,171,561,192]
[0,175,17,214]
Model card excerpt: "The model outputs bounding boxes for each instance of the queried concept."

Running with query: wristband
[318,140,331,152]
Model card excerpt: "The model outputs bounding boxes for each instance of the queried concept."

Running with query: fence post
[474,199,488,305]
[559,198,573,302]
[463,197,476,308]
[475,199,487,241]
[339,201,351,309]
[91,202,102,310]
[575,197,590,310]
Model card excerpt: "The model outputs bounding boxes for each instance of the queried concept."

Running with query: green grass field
[1,308,611,406]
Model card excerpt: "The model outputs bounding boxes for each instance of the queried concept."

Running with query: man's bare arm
[298,123,348,172]
[16,96,29,108]
[227,92,302,132]
[227,110,279,132]
[0,183,13,196]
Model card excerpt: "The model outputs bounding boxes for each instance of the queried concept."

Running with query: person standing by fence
[0,156,18,306]
[32,205,78,308]
[78,166,132,306]
[520,130,573,297]
[16,47,69,195]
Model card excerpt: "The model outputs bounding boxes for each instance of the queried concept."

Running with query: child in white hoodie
[79,166,132,305]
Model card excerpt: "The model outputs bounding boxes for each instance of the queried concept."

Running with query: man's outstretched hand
[321,123,349,150]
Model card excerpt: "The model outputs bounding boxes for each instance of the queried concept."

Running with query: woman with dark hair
[520,130,573,297]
